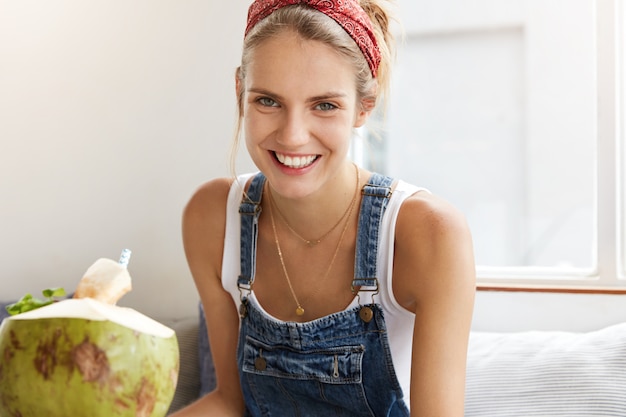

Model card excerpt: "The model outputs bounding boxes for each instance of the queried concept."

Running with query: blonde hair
[230,1,397,175]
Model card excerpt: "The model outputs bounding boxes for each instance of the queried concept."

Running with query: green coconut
[0,259,179,417]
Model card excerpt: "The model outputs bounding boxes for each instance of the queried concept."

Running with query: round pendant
[255,357,267,371]
[359,306,374,323]
[296,306,305,316]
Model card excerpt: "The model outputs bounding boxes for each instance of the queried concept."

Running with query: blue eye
[257,97,278,107]
[316,102,337,111]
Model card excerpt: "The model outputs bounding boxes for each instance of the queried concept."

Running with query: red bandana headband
[245,0,381,77]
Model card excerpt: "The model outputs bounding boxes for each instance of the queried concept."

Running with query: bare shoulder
[182,177,235,291]
[183,177,234,224]
[396,191,471,244]
[393,191,475,310]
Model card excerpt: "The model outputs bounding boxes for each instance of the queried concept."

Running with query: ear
[354,81,378,127]
[235,67,244,114]
[354,96,376,128]
[235,67,243,98]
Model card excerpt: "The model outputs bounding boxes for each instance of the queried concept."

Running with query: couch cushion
[160,315,202,415]
[0,301,11,324]
[465,322,626,416]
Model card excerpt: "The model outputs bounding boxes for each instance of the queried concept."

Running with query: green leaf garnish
[5,287,67,316]
[42,287,66,299]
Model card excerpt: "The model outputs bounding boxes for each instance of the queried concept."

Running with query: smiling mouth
[274,152,319,169]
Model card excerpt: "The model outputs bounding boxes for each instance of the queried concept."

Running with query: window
[356,0,626,290]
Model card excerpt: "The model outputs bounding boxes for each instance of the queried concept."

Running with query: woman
[174,1,475,415]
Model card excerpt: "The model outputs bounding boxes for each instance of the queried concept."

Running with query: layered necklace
[270,180,355,247]
[267,164,360,317]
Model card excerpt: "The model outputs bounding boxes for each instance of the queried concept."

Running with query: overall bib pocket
[241,335,378,416]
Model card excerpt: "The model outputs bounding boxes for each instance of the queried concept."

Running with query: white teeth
[275,153,317,168]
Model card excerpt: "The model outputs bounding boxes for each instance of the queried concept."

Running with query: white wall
[0,1,253,320]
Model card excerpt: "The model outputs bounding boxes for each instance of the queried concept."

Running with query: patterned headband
[245,0,381,77]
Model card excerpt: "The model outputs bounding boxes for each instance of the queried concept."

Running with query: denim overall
[237,172,410,417]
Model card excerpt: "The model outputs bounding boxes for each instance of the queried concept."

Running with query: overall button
[239,302,248,319]
[255,356,267,371]
[359,306,374,323]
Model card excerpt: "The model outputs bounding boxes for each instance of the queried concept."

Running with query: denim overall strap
[237,173,266,290]
[353,173,394,290]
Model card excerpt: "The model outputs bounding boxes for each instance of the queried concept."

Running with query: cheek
[243,124,265,167]
[242,110,263,141]
[243,112,274,157]
[318,121,354,151]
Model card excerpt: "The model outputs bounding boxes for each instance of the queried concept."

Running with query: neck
[266,163,361,240]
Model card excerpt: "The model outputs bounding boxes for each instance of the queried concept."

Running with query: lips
[274,152,318,169]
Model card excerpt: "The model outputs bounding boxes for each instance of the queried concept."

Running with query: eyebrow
[248,88,348,103]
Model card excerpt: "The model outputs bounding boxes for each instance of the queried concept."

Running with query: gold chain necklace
[268,163,359,247]
[267,165,360,317]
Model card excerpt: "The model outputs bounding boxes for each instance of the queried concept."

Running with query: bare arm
[170,178,246,417]
[393,193,476,417]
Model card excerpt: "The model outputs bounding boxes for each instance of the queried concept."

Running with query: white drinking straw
[118,249,132,268]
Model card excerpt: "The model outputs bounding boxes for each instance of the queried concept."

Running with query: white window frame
[476,0,625,292]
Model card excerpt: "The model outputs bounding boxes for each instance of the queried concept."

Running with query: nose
[276,109,310,147]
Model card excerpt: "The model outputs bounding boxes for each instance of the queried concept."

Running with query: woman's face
[239,30,371,200]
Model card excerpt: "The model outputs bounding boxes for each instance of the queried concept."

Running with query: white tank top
[221,172,426,405]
